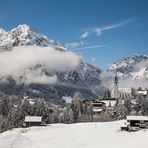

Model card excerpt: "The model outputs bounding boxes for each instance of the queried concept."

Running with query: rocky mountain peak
[0,24,67,51]
[10,24,34,36]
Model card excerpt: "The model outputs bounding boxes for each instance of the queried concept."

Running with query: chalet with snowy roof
[92,100,106,115]
[24,116,42,127]
[126,116,148,131]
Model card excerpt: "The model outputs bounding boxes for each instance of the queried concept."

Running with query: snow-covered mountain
[0,24,104,103]
[108,54,148,80]
[0,24,67,51]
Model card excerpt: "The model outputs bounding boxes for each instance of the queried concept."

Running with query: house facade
[127,116,148,131]
[24,116,42,127]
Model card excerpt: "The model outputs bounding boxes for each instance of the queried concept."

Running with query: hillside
[1,121,148,148]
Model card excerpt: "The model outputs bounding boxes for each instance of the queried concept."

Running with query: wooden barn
[24,116,42,127]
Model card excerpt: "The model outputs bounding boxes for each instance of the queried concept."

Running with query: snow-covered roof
[137,90,147,95]
[92,102,105,105]
[127,116,148,121]
[28,99,35,105]
[25,116,42,122]
[93,108,103,112]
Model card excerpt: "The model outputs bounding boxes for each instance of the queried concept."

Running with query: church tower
[111,72,120,98]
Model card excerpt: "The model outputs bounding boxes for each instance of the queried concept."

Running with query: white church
[101,73,132,108]
[111,73,132,99]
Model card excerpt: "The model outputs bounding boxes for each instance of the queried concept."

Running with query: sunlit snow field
[0,120,148,148]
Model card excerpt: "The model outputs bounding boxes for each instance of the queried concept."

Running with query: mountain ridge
[108,54,148,80]
[0,24,67,51]
[0,24,104,103]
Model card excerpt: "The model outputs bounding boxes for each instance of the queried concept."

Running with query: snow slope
[1,120,148,148]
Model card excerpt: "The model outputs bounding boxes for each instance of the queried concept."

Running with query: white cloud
[102,19,135,31]
[94,28,103,36]
[72,44,106,51]
[80,18,136,38]
[65,41,84,49]
[0,46,80,84]
[20,69,58,85]
[80,32,90,39]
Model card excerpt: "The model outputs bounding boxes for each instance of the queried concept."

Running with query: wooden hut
[24,116,42,127]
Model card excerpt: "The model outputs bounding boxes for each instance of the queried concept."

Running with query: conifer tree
[71,92,82,122]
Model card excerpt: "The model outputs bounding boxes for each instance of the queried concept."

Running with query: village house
[24,116,42,127]
[127,116,148,131]
[121,116,148,131]
[92,100,106,115]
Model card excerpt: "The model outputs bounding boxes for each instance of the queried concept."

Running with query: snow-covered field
[1,120,148,148]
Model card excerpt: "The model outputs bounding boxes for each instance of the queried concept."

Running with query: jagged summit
[0,24,67,51]
[11,24,33,32]
[108,54,148,80]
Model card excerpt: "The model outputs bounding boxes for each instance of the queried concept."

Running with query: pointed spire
[111,71,119,98]
[114,72,118,84]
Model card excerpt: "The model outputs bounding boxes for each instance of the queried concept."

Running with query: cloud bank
[0,46,80,84]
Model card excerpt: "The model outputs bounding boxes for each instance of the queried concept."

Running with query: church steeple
[111,72,119,98]
[114,72,118,85]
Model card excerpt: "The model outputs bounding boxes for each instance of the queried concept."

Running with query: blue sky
[0,0,148,69]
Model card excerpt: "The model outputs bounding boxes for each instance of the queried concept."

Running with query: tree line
[0,91,148,133]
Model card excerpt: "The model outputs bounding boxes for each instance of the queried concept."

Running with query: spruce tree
[114,98,127,120]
